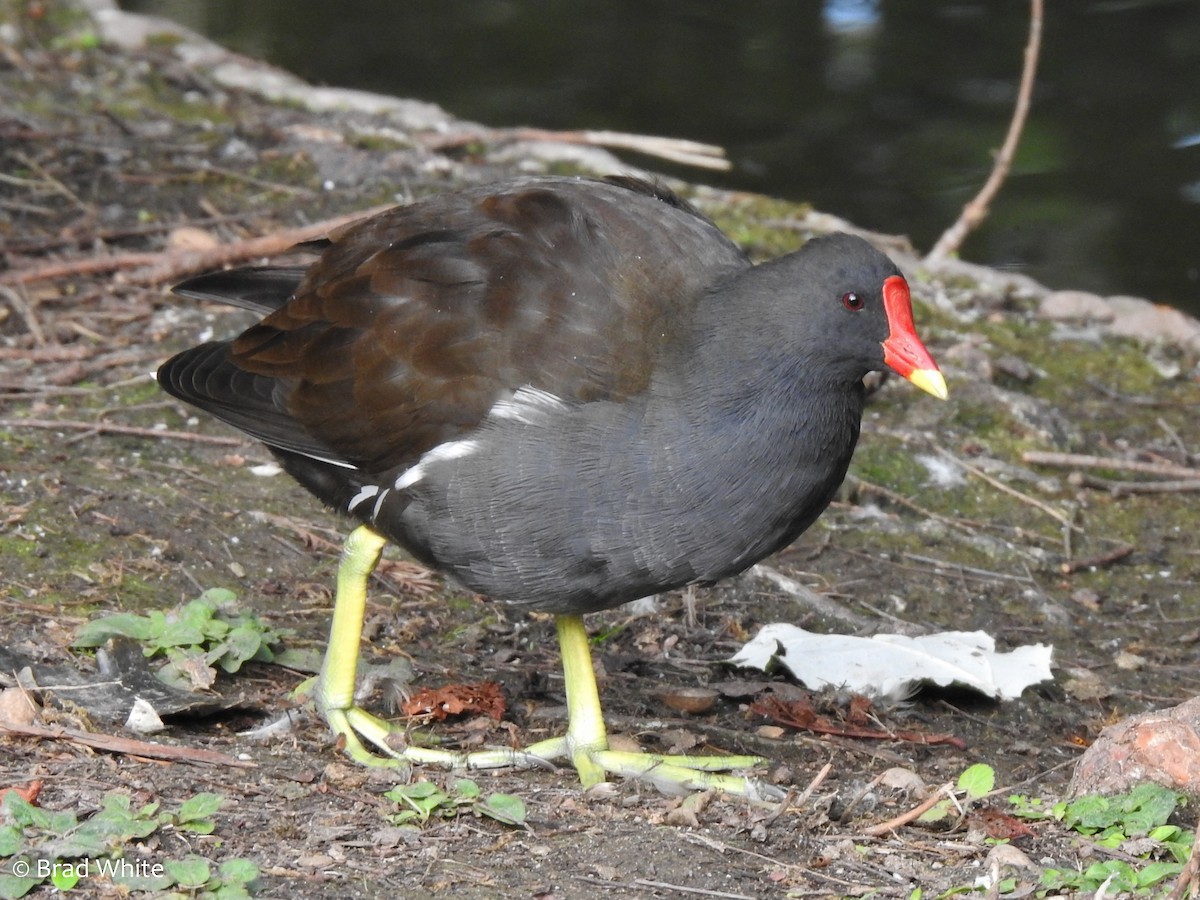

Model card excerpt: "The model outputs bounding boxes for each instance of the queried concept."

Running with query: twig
[902,552,1036,585]
[936,446,1081,533]
[925,0,1043,262]
[0,418,244,446]
[749,563,875,629]
[0,719,255,768]
[11,150,94,214]
[683,832,803,873]
[632,879,754,899]
[0,285,46,346]
[850,475,984,531]
[147,160,317,196]
[1071,474,1200,496]
[3,207,285,256]
[862,782,956,837]
[1023,450,1200,481]
[796,761,834,808]
[423,126,730,171]
[1059,545,1135,574]
[0,203,394,289]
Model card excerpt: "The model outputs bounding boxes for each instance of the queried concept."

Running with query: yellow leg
[315,525,408,766]
[313,526,781,800]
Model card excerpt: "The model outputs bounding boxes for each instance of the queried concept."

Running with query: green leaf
[476,793,526,827]
[212,883,255,900]
[385,782,450,823]
[155,615,207,650]
[216,625,267,672]
[49,866,80,891]
[956,764,994,800]
[73,612,157,647]
[0,870,44,900]
[177,792,225,823]
[452,779,481,800]
[0,825,23,856]
[1061,793,1115,832]
[1136,860,1184,887]
[199,587,238,606]
[1148,824,1181,843]
[217,857,260,885]
[1081,859,1136,892]
[164,855,211,889]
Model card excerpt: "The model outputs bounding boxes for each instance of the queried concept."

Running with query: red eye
[842,291,864,311]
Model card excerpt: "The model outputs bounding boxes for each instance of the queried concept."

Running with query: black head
[740,233,945,397]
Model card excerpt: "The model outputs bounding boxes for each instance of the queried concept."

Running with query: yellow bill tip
[907,367,948,401]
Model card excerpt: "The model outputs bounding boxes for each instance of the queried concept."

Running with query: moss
[701,194,813,260]
[350,131,414,153]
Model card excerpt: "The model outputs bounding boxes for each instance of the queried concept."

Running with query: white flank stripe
[371,487,391,520]
[488,386,568,425]
[347,484,380,511]
[394,439,482,490]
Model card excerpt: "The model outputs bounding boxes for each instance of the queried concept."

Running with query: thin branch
[1059,544,1135,574]
[1023,450,1200,481]
[422,126,731,171]
[1073,474,1200,496]
[1,719,255,768]
[0,203,394,289]
[862,782,957,837]
[926,0,1043,262]
[935,446,1080,533]
[0,418,245,446]
[749,563,875,629]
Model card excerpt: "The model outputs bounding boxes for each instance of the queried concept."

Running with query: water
[123,0,1200,317]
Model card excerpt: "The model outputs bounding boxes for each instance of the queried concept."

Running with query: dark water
[123,0,1200,318]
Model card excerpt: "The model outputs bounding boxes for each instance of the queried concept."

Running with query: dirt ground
[2,4,1199,898]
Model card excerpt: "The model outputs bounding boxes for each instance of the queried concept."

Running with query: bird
[157,175,946,798]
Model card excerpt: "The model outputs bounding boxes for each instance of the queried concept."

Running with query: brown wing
[168,177,748,475]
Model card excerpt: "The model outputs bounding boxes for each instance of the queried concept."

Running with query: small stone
[878,766,927,795]
[125,698,165,734]
[1107,296,1200,350]
[0,688,38,727]
[659,686,718,714]
[295,854,335,869]
[1114,651,1146,671]
[167,226,219,252]
[1063,669,1112,701]
[1039,290,1114,322]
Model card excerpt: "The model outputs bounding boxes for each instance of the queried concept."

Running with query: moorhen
[158,175,946,798]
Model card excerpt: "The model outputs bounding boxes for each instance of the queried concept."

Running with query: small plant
[918,763,996,825]
[74,588,292,690]
[385,778,526,828]
[1010,782,1192,896]
[0,790,259,898]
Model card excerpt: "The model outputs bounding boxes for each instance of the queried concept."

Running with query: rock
[1039,290,1115,322]
[1069,696,1200,801]
[1106,295,1200,351]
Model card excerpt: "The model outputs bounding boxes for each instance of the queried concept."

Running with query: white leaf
[728,624,1053,701]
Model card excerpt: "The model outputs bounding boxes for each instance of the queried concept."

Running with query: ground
[2,4,1199,898]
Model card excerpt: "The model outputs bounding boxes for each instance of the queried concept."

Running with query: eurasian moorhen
[158,175,946,798]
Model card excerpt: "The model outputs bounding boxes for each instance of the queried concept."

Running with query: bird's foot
[319,698,779,798]
[322,704,410,769]
[569,744,783,801]
[321,708,781,801]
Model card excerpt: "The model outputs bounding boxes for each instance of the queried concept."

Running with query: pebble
[1039,290,1114,322]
